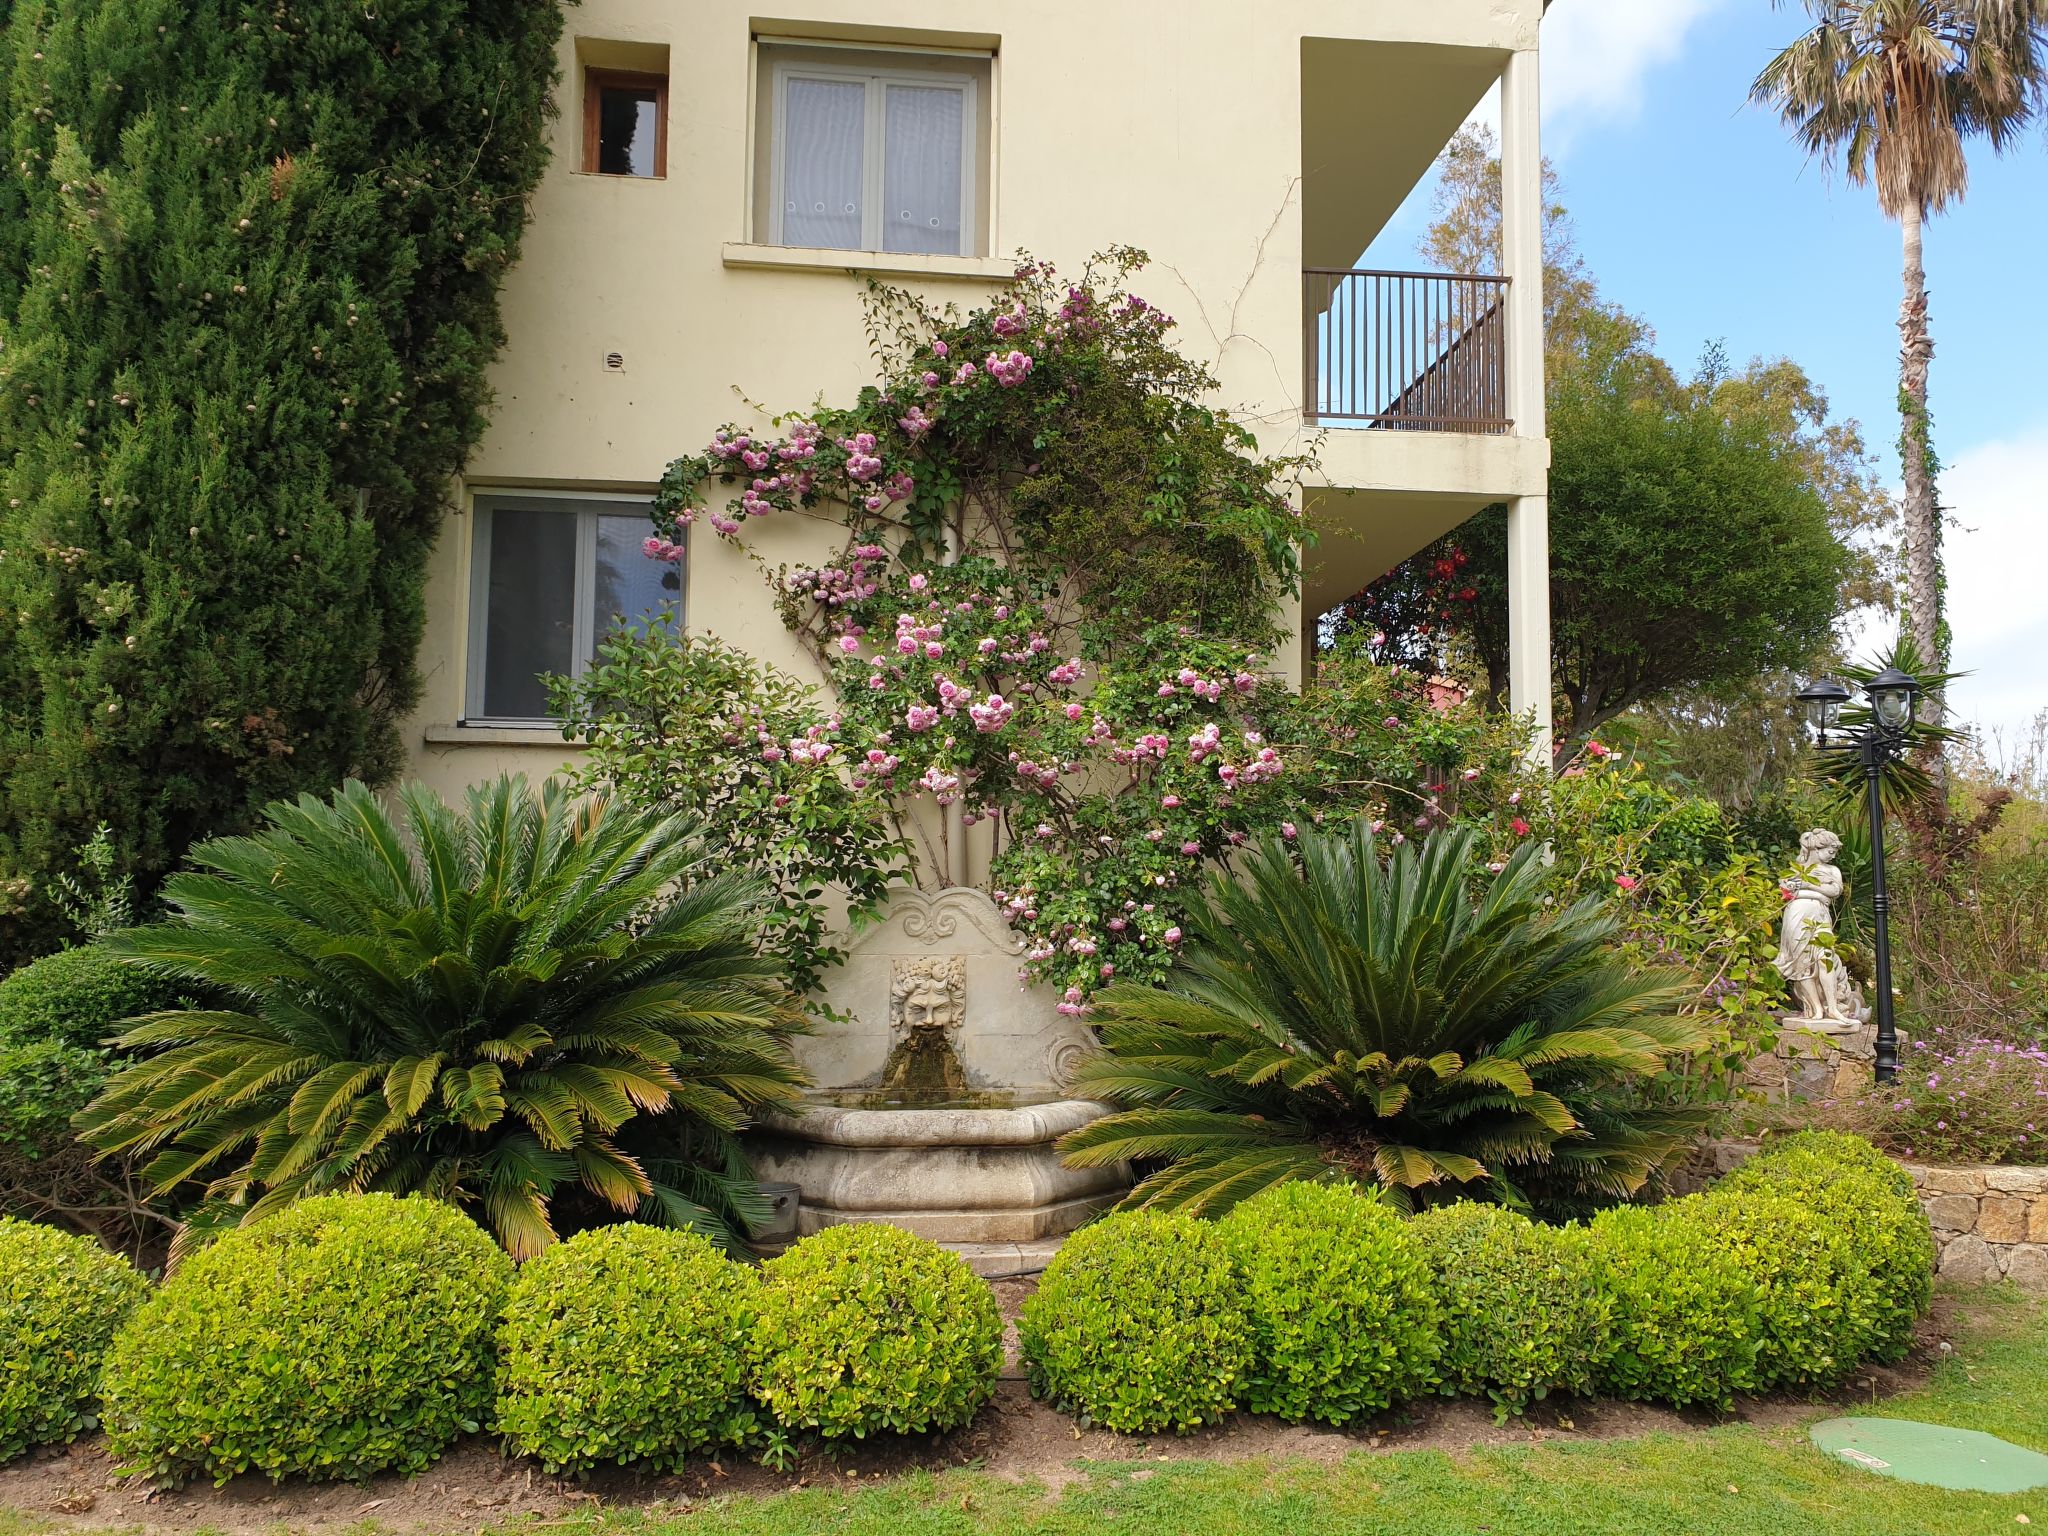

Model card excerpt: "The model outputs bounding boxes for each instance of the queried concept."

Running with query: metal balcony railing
[1303,268,1512,433]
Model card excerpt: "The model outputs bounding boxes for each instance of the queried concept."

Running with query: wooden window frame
[582,67,669,178]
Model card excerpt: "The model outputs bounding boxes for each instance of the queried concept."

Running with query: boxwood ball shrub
[1696,1187,1879,1394]
[1020,1210,1250,1434]
[1717,1130,1934,1362]
[1216,1182,1438,1424]
[749,1223,1001,1440]
[0,947,180,1053]
[496,1225,761,1474]
[1587,1201,1761,1412]
[101,1194,512,1487]
[0,1218,149,1461]
[1410,1202,1612,1419]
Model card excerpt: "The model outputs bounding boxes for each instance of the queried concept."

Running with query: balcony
[1302,268,1511,433]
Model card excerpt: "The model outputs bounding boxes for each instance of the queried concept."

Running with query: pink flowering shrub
[1814,1024,2048,1166]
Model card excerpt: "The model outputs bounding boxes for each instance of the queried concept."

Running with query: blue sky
[1368,0,2048,760]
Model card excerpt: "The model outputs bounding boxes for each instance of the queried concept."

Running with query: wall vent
[602,350,626,373]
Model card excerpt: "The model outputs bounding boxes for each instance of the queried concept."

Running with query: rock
[2002,1244,2048,1292]
[2031,1201,2048,1245]
[1924,1194,1981,1233]
[1938,1234,1999,1284]
[1984,1167,2048,1195]
[1918,1167,1989,1196]
[1979,1197,2033,1245]
[1713,1141,1761,1173]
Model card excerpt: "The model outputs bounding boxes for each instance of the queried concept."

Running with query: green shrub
[101,1194,512,1486]
[1217,1183,1438,1424]
[1587,1201,1761,1411]
[1410,1203,1612,1419]
[1020,1210,1249,1434]
[749,1224,1001,1440]
[1695,1187,1880,1393]
[0,947,178,1055]
[1716,1131,1933,1363]
[0,1218,149,1461]
[495,1225,760,1473]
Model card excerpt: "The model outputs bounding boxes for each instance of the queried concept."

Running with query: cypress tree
[0,0,562,955]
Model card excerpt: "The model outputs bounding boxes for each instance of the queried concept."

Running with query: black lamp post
[1794,668,1920,1084]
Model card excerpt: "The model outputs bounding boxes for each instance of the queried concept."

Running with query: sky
[1365,0,2048,760]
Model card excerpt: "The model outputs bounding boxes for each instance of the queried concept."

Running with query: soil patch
[0,1286,1963,1534]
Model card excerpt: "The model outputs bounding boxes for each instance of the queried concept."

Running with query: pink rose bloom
[1281,822,1298,840]
[1163,926,1183,945]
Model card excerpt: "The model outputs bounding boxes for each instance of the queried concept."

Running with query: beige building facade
[403,0,1553,801]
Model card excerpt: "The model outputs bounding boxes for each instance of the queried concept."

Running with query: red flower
[1512,817,1531,837]
[1614,875,1638,891]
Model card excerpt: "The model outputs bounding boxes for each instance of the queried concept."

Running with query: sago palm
[77,776,804,1257]
[1058,820,1708,1216]
[1753,0,2047,683]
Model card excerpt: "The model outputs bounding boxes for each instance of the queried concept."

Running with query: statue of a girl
[1773,828,1861,1026]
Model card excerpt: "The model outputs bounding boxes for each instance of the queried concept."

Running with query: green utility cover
[1811,1417,2048,1492]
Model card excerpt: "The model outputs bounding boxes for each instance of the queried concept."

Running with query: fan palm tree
[1058,820,1708,1216]
[76,776,804,1258]
[1753,1,2047,688]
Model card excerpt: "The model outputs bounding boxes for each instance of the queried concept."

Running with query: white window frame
[464,490,677,726]
[768,58,978,255]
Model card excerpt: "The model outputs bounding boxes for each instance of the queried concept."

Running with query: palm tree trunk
[1897,201,1941,682]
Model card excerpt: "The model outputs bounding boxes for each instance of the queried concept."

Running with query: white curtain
[782,77,865,249]
[883,84,964,255]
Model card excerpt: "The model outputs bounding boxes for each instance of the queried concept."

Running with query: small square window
[583,68,667,178]
[466,494,680,723]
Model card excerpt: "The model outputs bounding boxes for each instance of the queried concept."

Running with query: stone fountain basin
[748,1095,1126,1246]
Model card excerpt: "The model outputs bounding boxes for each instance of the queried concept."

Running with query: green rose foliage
[1715,1131,1934,1363]
[495,1225,761,1474]
[1020,1210,1250,1434]
[0,1218,149,1461]
[101,1194,512,1487]
[1410,1203,1613,1421]
[1216,1183,1439,1425]
[749,1224,1001,1440]
[1587,1202,1761,1412]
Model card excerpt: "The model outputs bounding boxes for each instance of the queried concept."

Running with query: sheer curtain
[781,77,865,249]
[882,84,964,255]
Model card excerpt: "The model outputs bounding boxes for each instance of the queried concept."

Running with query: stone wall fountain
[747,888,1128,1262]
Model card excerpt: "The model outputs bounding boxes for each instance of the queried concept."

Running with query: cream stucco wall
[403,0,1551,802]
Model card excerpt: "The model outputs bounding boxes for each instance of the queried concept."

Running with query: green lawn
[2,1287,2039,1536]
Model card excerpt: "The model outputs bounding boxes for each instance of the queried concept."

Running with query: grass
[0,1287,2039,1536]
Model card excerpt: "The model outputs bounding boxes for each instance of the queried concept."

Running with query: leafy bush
[1716,1131,1933,1361]
[1586,1202,1761,1411]
[1815,1027,2048,1165]
[1410,1203,1613,1419]
[101,1193,512,1487]
[1694,1187,1881,1394]
[77,776,802,1257]
[749,1224,1001,1440]
[1216,1182,1438,1424]
[1020,1210,1249,1434]
[1060,820,1708,1216]
[495,1225,760,1473]
[0,1218,149,1461]
[0,947,179,1054]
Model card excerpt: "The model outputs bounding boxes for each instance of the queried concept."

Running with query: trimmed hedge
[1218,1182,1438,1424]
[1586,1201,1761,1412]
[749,1224,1001,1440]
[101,1194,512,1486]
[0,1219,149,1461]
[0,947,179,1054]
[1696,1185,1880,1393]
[1411,1202,1612,1419]
[1020,1210,1249,1435]
[495,1226,760,1474]
[1716,1130,1935,1363]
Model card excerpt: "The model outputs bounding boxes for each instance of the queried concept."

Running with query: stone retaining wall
[1677,1139,2048,1290]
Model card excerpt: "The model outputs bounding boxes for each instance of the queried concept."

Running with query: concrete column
[1500,48,1552,764]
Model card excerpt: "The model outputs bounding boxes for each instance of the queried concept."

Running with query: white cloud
[1936,422,2048,743]
[1540,0,1727,131]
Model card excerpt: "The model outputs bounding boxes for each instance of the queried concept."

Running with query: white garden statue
[1773,828,1863,1028]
